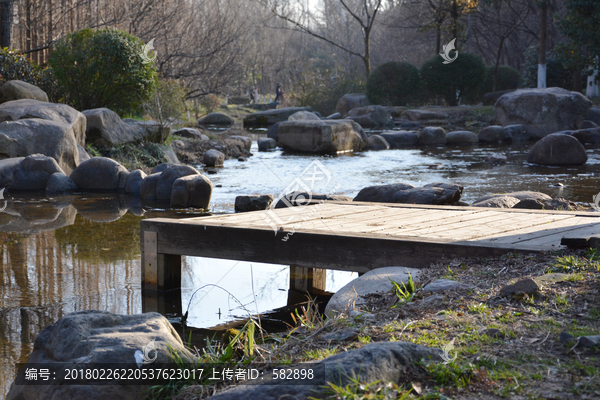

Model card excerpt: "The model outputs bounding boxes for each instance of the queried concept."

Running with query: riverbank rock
[494,88,592,138]
[482,89,517,106]
[486,153,507,164]
[346,105,393,129]
[46,172,78,194]
[472,191,551,208]
[198,112,234,126]
[335,93,369,116]
[203,149,225,166]
[479,125,506,143]
[503,124,531,143]
[123,119,170,143]
[243,106,312,127]
[365,135,390,150]
[0,80,49,103]
[235,194,274,212]
[277,120,365,153]
[0,99,86,146]
[380,131,419,148]
[78,144,91,164]
[326,267,422,316]
[258,137,277,151]
[584,107,600,126]
[274,192,352,208]
[512,198,577,211]
[70,157,129,191]
[156,165,200,202]
[170,174,213,209]
[208,341,441,400]
[288,111,320,121]
[419,126,446,145]
[0,119,80,174]
[402,109,448,121]
[125,169,147,196]
[140,173,161,200]
[6,310,196,400]
[527,133,588,166]
[447,130,478,145]
[354,182,462,205]
[0,157,24,187]
[422,279,475,293]
[569,127,600,144]
[266,121,282,143]
[228,135,252,152]
[8,154,64,191]
[173,127,209,140]
[83,108,145,147]
[325,112,342,119]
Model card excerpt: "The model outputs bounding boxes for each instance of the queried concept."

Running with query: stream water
[1,139,600,396]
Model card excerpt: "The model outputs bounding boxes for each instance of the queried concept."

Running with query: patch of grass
[312,378,413,400]
[390,273,418,307]
[547,254,600,274]
[467,302,489,314]
[358,335,372,344]
[304,347,338,361]
[426,361,476,388]
[589,308,600,320]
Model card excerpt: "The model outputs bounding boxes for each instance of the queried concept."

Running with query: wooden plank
[514,222,600,247]
[475,216,593,244]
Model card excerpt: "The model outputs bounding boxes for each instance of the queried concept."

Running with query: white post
[537,64,547,89]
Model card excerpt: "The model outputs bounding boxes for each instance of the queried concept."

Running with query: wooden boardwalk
[140,202,600,292]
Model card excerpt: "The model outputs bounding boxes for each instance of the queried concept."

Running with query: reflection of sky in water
[181,257,357,329]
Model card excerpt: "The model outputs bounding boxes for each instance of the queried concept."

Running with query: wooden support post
[142,231,182,292]
[288,265,327,305]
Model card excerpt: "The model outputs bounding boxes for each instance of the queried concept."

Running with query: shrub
[143,79,188,125]
[366,61,421,106]
[199,94,221,114]
[420,53,486,106]
[49,28,158,114]
[481,65,522,94]
[293,68,365,116]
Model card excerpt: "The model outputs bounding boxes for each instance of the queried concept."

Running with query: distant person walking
[275,83,285,103]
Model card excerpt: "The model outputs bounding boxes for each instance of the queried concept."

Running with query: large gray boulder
[203,149,225,166]
[277,120,365,153]
[209,342,441,400]
[288,111,320,121]
[0,157,24,187]
[478,125,506,143]
[335,93,369,116]
[380,131,419,148]
[402,109,448,121]
[228,135,252,152]
[9,154,64,191]
[70,157,129,191]
[77,144,91,164]
[46,172,79,194]
[0,80,49,103]
[266,121,282,143]
[418,126,447,145]
[140,173,161,200]
[6,311,196,400]
[346,105,393,129]
[503,124,531,143]
[125,169,147,196]
[122,119,170,143]
[0,99,86,146]
[326,267,422,316]
[527,133,588,166]
[494,88,592,139]
[258,137,277,151]
[173,127,209,140]
[0,119,80,174]
[274,192,352,208]
[584,107,600,126]
[235,194,274,212]
[82,108,145,147]
[447,130,478,145]
[198,112,234,126]
[243,107,312,127]
[472,191,551,208]
[156,165,200,202]
[354,182,462,205]
[569,127,600,144]
[364,135,390,150]
[170,174,213,209]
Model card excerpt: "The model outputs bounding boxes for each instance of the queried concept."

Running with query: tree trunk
[363,33,371,77]
[0,0,15,48]
[537,3,547,89]
[573,70,582,93]
[493,38,505,92]
[47,0,53,59]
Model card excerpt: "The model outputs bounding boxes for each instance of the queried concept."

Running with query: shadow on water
[0,192,354,396]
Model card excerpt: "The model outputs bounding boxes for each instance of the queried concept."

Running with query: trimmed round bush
[49,28,157,115]
[0,48,59,100]
[366,61,421,106]
[481,65,522,94]
[420,53,486,106]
